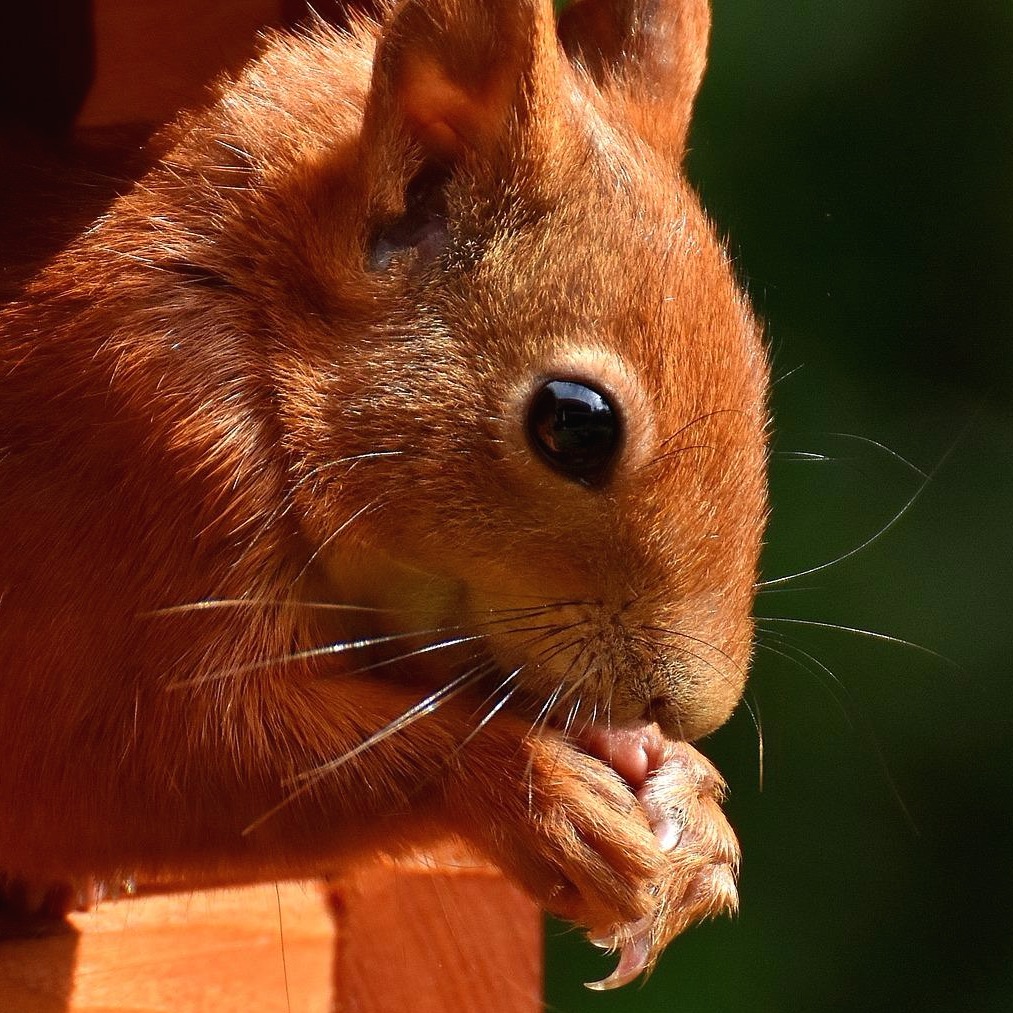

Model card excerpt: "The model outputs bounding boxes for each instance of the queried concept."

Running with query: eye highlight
[526,380,621,486]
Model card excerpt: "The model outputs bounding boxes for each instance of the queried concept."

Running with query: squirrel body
[0,0,767,983]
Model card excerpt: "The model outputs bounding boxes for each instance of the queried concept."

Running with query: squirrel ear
[557,0,711,158]
[364,0,555,164]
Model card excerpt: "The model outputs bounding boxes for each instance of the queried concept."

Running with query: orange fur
[0,0,767,975]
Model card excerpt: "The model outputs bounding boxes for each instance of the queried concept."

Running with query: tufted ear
[556,0,711,159]
[363,0,558,166]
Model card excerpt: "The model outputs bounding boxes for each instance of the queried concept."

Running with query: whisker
[522,679,567,785]
[774,451,834,463]
[465,664,524,723]
[561,697,583,740]
[525,627,595,733]
[772,433,927,476]
[760,418,973,589]
[639,443,717,471]
[642,624,748,681]
[286,665,493,789]
[301,634,487,682]
[529,680,565,739]
[463,686,520,746]
[527,635,603,787]
[243,664,491,835]
[295,603,579,684]
[293,451,409,483]
[755,634,918,833]
[142,598,392,617]
[772,362,805,386]
[457,669,526,752]
[657,408,749,449]
[757,617,956,668]
[744,690,764,790]
[754,638,854,728]
[329,450,406,465]
[167,629,485,689]
[169,604,584,689]
[821,432,928,479]
[292,497,382,586]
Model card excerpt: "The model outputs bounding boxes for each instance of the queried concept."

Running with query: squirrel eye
[526,380,620,485]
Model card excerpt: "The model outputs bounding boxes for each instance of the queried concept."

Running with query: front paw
[449,723,739,988]
[582,732,740,989]
[511,735,671,932]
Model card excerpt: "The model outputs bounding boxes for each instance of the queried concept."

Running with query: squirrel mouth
[578,721,673,792]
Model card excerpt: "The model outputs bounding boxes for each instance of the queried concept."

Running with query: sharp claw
[587,911,652,952]
[584,930,652,991]
[652,816,684,852]
[588,932,617,951]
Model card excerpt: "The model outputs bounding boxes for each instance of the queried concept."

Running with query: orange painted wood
[0,882,334,1013]
[0,863,543,1013]
[78,0,289,127]
[327,857,542,1013]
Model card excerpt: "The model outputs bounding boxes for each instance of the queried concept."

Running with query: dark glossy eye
[526,380,621,485]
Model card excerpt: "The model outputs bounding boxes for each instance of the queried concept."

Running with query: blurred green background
[546,1,1013,1010]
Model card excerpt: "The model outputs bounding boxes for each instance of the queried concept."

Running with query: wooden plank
[328,858,542,1013]
[78,0,289,127]
[0,863,543,1013]
[0,882,334,1013]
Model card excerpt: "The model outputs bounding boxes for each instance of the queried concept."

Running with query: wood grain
[0,864,543,1013]
[328,857,542,1013]
[0,882,333,1013]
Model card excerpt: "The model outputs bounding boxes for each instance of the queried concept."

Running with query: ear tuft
[557,0,711,158]
[393,51,521,163]
[366,0,551,164]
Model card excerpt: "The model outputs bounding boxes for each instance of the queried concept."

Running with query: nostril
[642,696,671,722]
[641,696,698,740]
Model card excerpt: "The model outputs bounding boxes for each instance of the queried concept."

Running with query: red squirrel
[0,0,768,988]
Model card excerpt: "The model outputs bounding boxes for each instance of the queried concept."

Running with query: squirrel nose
[639,696,687,737]
[640,694,731,743]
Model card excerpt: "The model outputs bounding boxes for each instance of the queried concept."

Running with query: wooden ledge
[0,861,542,1013]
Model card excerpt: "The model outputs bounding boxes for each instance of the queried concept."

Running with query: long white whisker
[243,664,490,835]
[754,638,854,728]
[744,690,764,790]
[774,451,834,463]
[286,666,491,788]
[167,629,484,689]
[561,698,582,739]
[167,601,584,689]
[755,635,918,833]
[142,598,391,617]
[772,362,805,386]
[757,617,956,667]
[760,418,972,588]
[821,432,928,478]
[309,634,486,681]
[457,669,525,752]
